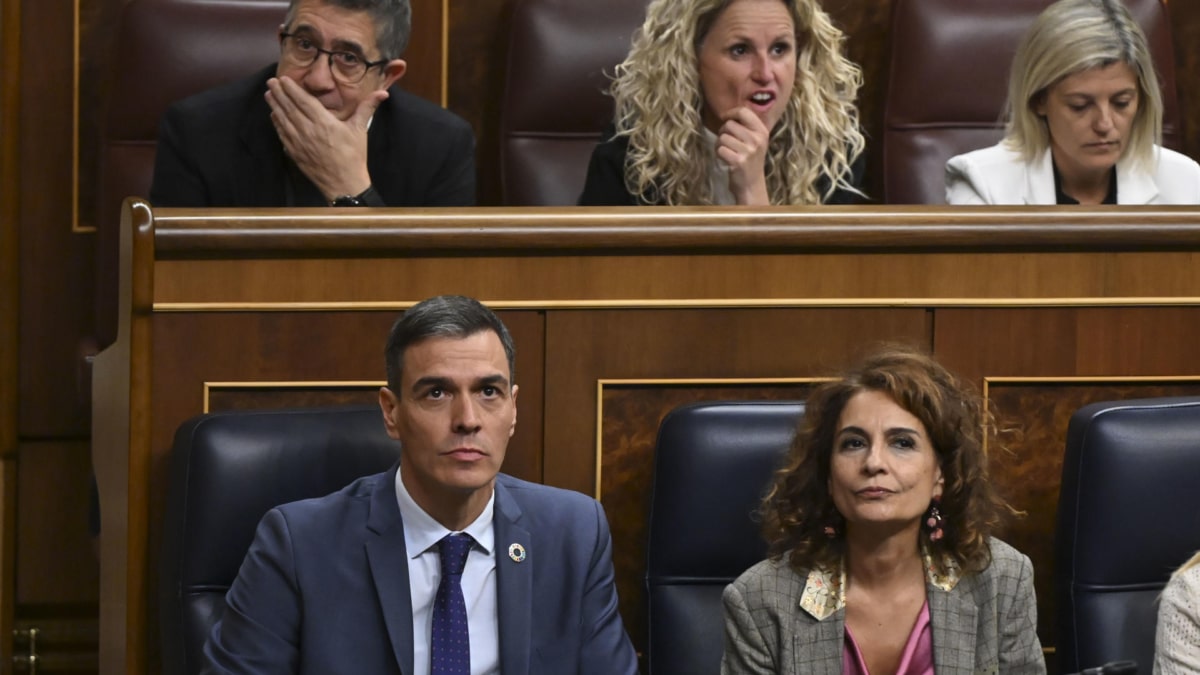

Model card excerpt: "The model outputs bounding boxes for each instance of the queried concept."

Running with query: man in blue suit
[203,295,639,674]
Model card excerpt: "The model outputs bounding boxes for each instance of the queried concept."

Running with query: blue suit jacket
[202,466,638,674]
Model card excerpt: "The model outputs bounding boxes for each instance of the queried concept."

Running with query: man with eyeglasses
[149,0,474,208]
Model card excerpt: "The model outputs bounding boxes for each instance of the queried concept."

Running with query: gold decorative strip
[72,0,94,234]
[153,296,1200,313]
[441,0,448,108]
[202,380,384,413]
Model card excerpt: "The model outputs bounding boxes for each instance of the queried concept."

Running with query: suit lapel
[791,610,845,675]
[364,464,416,675]
[492,480,532,674]
[928,584,978,675]
[1116,154,1158,204]
[1025,149,1057,205]
[237,70,290,206]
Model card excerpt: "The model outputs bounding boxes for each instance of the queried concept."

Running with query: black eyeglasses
[279,32,389,84]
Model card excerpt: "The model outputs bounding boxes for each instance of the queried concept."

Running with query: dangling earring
[925,498,944,542]
[823,509,843,539]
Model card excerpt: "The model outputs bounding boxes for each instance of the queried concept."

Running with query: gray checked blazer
[721,538,1046,675]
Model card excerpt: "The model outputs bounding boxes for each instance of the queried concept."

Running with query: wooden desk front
[94,200,1200,673]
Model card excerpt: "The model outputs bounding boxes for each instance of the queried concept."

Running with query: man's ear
[509,384,519,438]
[380,59,407,90]
[379,386,403,440]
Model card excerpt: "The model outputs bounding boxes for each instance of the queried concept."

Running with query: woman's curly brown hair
[761,345,1012,577]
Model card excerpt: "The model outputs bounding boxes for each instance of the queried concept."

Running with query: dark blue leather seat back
[646,401,804,675]
[1056,396,1200,673]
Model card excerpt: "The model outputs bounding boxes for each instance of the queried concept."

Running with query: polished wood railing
[94,199,1200,674]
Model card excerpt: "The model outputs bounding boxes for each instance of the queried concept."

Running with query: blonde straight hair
[1002,0,1163,171]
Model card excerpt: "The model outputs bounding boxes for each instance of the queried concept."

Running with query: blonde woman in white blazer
[946,0,1200,206]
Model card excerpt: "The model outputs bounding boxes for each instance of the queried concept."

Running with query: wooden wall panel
[15,441,98,606]
[447,0,510,202]
[934,306,1200,656]
[543,307,931,494]
[13,441,99,672]
[1170,1,1200,162]
[14,0,99,668]
[19,0,94,436]
[1,0,21,660]
[984,380,1200,653]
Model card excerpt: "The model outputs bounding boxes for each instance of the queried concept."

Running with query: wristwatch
[330,186,376,207]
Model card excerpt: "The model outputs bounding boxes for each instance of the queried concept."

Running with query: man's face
[276,0,402,120]
[380,331,517,518]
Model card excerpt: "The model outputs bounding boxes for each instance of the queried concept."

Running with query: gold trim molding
[202,380,384,413]
[154,296,1200,313]
[72,0,93,234]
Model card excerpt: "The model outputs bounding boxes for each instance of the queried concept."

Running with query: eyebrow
[1062,88,1136,99]
[410,374,510,393]
[836,425,922,437]
[289,23,368,57]
[329,38,367,58]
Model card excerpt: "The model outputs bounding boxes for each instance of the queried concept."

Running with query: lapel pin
[508,543,526,563]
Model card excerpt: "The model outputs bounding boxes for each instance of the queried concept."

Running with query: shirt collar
[394,465,496,559]
[798,546,962,621]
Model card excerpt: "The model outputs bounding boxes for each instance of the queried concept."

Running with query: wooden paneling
[403,0,446,104]
[92,205,1200,673]
[1,0,22,662]
[544,307,930,492]
[447,0,511,203]
[19,0,94,436]
[12,617,100,674]
[985,380,1200,650]
[13,441,99,672]
[1169,1,1200,163]
[15,442,98,605]
[933,307,1200,378]
[934,306,1200,652]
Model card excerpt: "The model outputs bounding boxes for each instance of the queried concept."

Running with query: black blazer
[150,64,476,207]
[578,126,865,205]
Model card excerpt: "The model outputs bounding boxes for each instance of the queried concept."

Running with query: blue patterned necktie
[431,532,473,675]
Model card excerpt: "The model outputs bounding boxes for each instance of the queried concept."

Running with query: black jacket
[150,64,476,207]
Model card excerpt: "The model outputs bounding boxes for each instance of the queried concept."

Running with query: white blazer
[945,142,1200,205]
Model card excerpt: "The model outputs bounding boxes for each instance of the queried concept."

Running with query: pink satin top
[842,600,934,675]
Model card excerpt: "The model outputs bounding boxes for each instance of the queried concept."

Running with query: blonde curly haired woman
[578,0,865,206]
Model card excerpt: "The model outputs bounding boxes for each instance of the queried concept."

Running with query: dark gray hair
[385,296,516,394]
[285,0,412,59]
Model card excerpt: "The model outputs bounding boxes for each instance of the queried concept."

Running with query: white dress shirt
[395,467,500,675]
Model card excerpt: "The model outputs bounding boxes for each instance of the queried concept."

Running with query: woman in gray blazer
[722,347,1046,675]
[945,0,1200,205]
